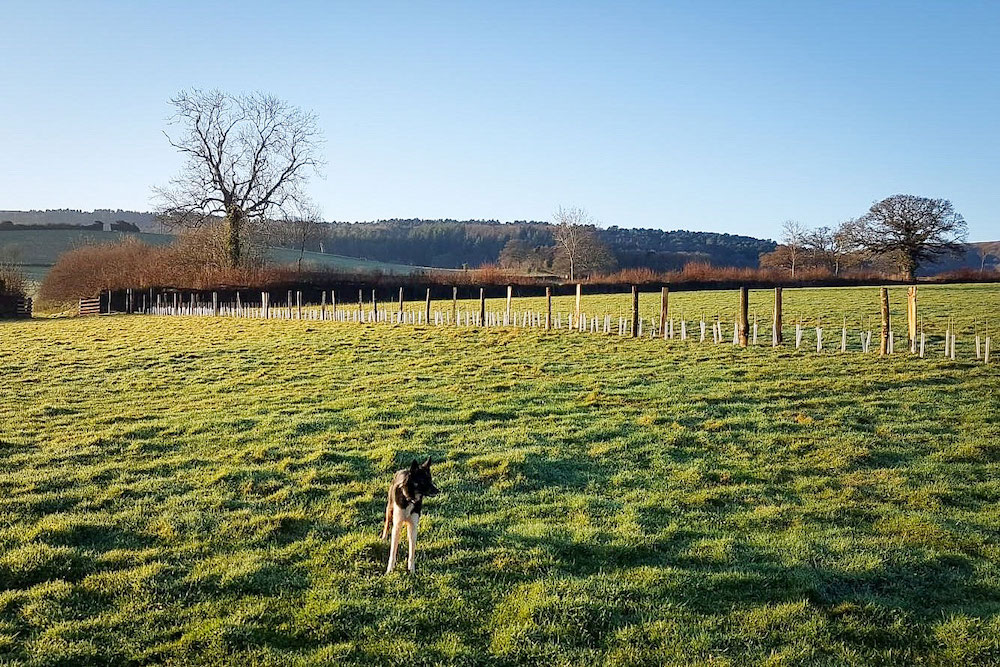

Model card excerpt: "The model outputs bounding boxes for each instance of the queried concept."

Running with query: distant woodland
[4,210,994,277]
[1,210,777,271]
[281,219,777,272]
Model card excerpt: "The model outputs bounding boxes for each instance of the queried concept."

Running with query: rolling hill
[0,229,449,284]
[1,210,781,271]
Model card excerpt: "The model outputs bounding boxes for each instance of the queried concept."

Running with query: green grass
[1,288,999,665]
[271,247,457,275]
[408,283,998,344]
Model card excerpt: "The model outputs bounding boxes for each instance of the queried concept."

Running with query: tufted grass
[1,290,999,665]
[453,283,1000,341]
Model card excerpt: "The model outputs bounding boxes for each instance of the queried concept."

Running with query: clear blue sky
[2,0,998,241]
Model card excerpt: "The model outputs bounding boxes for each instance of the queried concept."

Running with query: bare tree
[831,219,867,275]
[154,89,323,268]
[974,245,998,274]
[804,226,837,272]
[551,206,616,280]
[274,202,325,273]
[854,195,967,282]
[780,220,807,278]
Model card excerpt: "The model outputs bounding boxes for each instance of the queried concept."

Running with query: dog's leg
[406,514,419,573]
[386,510,403,574]
[380,497,393,540]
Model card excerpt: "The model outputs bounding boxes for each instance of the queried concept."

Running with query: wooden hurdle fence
[98,284,992,363]
[78,297,102,316]
[0,296,32,319]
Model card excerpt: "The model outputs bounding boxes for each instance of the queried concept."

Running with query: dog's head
[407,457,439,498]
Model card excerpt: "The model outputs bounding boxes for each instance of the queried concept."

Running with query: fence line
[106,285,995,363]
[0,297,33,318]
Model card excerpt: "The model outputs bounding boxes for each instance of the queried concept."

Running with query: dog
[381,457,439,573]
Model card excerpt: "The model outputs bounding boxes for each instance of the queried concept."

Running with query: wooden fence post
[907,286,917,352]
[399,287,404,314]
[772,287,782,346]
[546,287,552,330]
[631,286,639,338]
[660,286,669,340]
[479,288,486,326]
[738,286,749,347]
[880,287,890,356]
[320,291,326,320]
[213,292,219,316]
[358,289,363,320]
[425,288,432,324]
[452,286,458,325]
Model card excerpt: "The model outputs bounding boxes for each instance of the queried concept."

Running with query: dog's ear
[422,457,432,468]
[409,459,420,473]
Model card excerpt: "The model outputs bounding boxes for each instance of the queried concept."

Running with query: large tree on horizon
[154,89,323,268]
[551,206,616,280]
[853,194,967,281]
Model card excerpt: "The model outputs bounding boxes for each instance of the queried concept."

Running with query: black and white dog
[381,458,439,574]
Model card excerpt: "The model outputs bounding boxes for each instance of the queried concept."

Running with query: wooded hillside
[300,219,777,270]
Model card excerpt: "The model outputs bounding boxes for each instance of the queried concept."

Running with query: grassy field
[1,287,999,665]
[389,283,998,345]
[0,229,446,285]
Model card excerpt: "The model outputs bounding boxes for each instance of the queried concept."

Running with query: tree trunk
[902,253,918,283]
[225,207,243,268]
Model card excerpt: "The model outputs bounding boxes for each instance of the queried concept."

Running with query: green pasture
[361,283,999,345]
[1,290,999,664]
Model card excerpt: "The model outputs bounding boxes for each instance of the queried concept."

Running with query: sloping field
[0,230,173,283]
[0,229,445,283]
[1,289,998,664]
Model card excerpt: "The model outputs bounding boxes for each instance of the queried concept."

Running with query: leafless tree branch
[153,89,324,267]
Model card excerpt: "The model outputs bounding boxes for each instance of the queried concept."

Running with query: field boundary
[112,284,996,364]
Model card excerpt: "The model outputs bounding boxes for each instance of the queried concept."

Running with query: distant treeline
[293,219,776,271]
[6,210,777,270]
[0,220,141,232]
[0,210,159,231]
